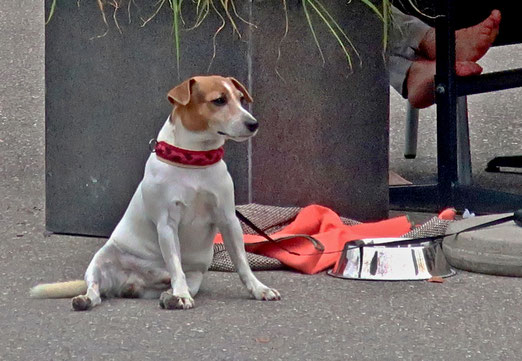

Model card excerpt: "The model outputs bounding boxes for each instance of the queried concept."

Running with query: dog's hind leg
[72,261,103,311]
[71,244,113,311]
[72,283,101,311]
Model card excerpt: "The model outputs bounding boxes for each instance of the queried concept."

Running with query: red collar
[154,141,224,167]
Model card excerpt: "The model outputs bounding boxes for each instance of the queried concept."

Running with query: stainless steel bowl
[328,238,456,281]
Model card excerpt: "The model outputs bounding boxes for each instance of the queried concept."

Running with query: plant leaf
[302,0,325,65]
[307,0,353,69]
[45,0,57,25]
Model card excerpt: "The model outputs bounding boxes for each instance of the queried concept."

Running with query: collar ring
[149,138,157,153]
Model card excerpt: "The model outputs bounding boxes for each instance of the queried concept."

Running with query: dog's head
[167,76,257,142]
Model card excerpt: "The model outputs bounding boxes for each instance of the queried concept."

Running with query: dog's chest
[176,188,221,261]
[179,189,216,227]
[144,155,232,231]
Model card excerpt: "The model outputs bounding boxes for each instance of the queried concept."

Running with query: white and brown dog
[31,75,281,310]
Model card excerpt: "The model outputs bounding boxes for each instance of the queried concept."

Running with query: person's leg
[388,5,431,97]
[406,60,483,109]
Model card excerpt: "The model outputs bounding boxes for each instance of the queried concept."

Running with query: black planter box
[45,0,389,236]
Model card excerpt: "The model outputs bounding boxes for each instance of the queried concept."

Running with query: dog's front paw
[72,295,92,311]
[252,287,281,301]
[159,290,195,310]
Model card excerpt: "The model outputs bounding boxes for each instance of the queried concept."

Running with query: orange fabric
[438,208,457,220]
[214,205,413,274]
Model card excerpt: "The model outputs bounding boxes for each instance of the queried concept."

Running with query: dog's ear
[228,77,253,103]
[168,78,196,106]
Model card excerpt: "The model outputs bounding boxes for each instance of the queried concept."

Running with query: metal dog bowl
[328,238,456,281]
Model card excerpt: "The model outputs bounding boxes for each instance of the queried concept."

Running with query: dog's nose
[245,120,259,132]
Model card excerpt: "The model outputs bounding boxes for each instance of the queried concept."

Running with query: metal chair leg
[456,96,472,185]
[404,101,419,159]
[403,97,471,181]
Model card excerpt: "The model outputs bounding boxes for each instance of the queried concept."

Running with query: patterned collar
[154,140,224,168]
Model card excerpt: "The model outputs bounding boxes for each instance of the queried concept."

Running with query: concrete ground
[2,1,522,360]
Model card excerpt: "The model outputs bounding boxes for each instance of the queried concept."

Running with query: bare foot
[419,10,501,62]
[407,60,483,108]
[456,10,501,61]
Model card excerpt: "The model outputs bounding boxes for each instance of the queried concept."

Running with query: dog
[31,75,281,310]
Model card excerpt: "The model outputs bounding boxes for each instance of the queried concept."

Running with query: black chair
[390,0,522,213]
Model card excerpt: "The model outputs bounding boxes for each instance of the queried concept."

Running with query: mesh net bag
[210,204,451,272]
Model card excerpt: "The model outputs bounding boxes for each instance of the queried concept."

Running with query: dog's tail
[30,280,87,299]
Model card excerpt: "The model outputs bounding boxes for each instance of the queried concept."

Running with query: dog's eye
[212,97,227,106]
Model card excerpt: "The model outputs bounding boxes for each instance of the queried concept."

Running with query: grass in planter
[45,0,393,74]
[167,0,391,74]
[46,0,57,25]
[303,0,361,71]
[169,0,181,74]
